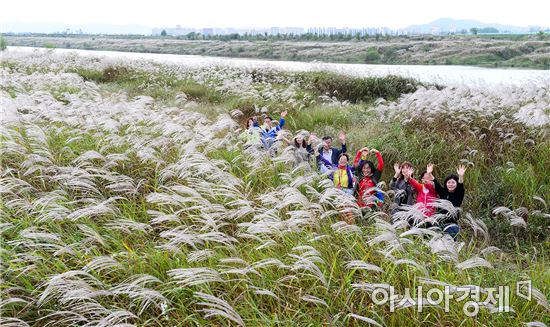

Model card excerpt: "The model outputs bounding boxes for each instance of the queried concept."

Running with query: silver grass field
[0,49,549,326]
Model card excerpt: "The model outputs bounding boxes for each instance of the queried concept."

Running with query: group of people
[239,111,288,151]
[238,112,467,240]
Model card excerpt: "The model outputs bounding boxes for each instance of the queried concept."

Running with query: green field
[1,49,549,326]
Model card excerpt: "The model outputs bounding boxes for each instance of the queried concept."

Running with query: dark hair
[322,136,332,141]
[359,160,378,184]
[360,160,376,174]
[339,153,349,161]
[294,136,307,148]
[246,118,254,128]
[265,116,273,121]
[444,174,459,190]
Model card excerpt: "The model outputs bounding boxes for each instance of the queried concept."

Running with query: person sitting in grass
[390,161,416,214]
[353,148,384,209]
[313,149,356,224]
[314,148,355,195]
[308,131,347,174]
[259,110,287,150]
[291,133,310,164]
[432,164,467,240]
[238,116,262,148]
[277,131,311,165]
[402,163,438,226]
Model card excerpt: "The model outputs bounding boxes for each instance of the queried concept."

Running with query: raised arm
[306,133,316,154]
[353,148,367,168]
[338,131,347,153]
[390,163,401,189]
[457,164,466,184]
[276,110,287,131]
[371,149,384,172]
[403,166,422,192]
[407,177,423,193]
[456,164,466,205]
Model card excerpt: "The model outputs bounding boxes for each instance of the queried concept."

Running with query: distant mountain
[405,18,531,34]
[1,22,153,35]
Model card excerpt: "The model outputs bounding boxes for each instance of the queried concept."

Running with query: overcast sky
[1,0,549,29]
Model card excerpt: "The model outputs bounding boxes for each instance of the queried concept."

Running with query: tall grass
[1,50,548,326]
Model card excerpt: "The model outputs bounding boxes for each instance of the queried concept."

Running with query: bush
[299,72,423,103]
[179,81,223,103]
[68,68,104,82]
[364,47,381,63]
[100,66,135,83]
[0,35,7,51]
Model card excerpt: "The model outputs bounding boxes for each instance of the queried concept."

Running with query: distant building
[152,25,411,37]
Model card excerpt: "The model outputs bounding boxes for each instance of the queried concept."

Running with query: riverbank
[5,34,550,69]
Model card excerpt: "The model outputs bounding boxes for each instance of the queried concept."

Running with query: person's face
[447,179,457,192]
[421,172,433,184]
[362,164,372,176]
[295,136,303,144]
[338,155,348,166]
[323,138,332,150]
[265,118,272,127]
[247,119,254,128]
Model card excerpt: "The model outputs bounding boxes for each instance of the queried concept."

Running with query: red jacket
[357,176,378,208]
[353,150,384,172]
[354,151,384,208]
[408,178,437,217]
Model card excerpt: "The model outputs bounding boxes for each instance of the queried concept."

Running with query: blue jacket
[255,119,285,140]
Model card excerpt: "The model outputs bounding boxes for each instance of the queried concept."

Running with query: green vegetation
[0,35,7,50]
[298,72,422,103]
[1,55,548,326]
[365,47,381,63]
[0,35,8,51]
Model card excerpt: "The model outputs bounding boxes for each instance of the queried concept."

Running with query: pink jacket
[408,178,438,217]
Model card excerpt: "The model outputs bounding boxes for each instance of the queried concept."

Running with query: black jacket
[390,177,415,214]
[434,179,465,223]
[434,179,465,207]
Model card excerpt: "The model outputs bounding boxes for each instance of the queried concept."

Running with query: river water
[8,46,550,86]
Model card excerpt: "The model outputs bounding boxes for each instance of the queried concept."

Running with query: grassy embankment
[4,34,550,69]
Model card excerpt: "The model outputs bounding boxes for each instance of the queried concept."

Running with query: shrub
[364,47,381,63]
[0,35,7,51]
[300,72,423,103]
[100,66,135,83]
